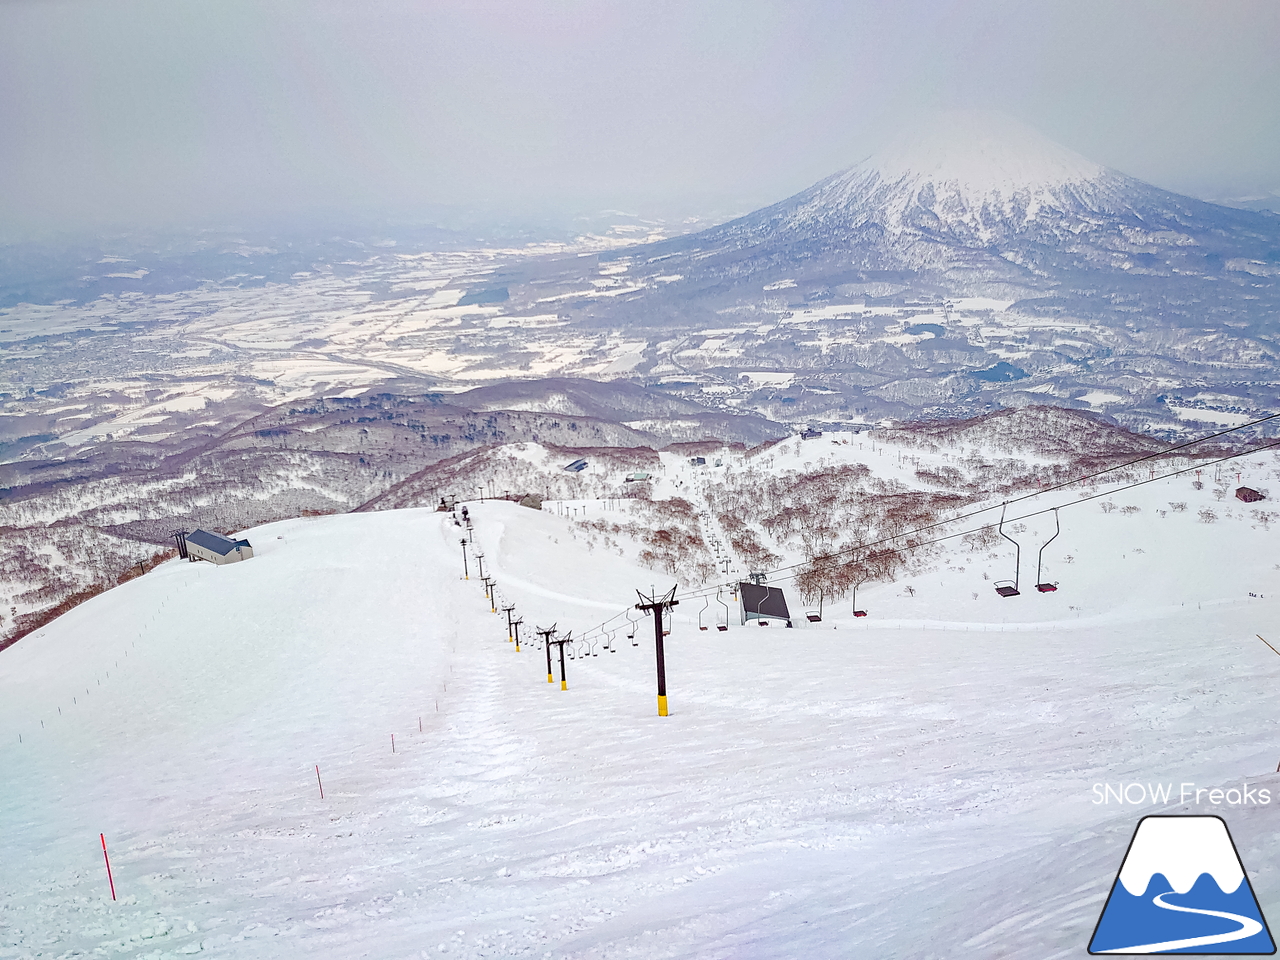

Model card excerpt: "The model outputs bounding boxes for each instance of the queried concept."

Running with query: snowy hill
[6,426,1280,957]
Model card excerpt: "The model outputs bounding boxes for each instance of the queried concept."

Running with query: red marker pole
[100,833,116,901]
[315,765,324,799]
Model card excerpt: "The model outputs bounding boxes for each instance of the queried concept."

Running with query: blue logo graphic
[1090,815,1275,954]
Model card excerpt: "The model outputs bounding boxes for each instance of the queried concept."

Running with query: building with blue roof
[183,529,254,565]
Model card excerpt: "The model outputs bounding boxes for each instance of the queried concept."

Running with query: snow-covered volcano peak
[783,110,1132,241]
[858,110,1105,193]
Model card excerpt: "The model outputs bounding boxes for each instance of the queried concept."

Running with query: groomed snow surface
[5,482,1280,959]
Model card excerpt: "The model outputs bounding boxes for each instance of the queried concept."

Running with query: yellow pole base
[657,695,669,717]
[561,680,568,691]
[547,674,554,683]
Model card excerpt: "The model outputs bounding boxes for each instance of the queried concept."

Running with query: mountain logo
[1089,815,1275,954]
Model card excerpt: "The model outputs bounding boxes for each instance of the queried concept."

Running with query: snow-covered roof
[186,529,250,556]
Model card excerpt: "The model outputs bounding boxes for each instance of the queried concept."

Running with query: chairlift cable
[664,433,1280,606]
[564,423,1280,637]
[671,423,1280,599]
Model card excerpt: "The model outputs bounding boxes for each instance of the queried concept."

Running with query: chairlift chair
[698,596,709,631]
[805,590,823,622]
[994,503,1021,597]
[716,588,730,631]
[851,583,867,617]
[1035,508,1061,593]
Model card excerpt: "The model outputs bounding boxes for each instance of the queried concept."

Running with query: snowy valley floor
[4,496,1280,959]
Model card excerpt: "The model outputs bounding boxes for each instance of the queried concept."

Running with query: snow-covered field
[5,467,1280,958]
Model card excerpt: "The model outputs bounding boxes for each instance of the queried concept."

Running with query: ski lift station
[738,581,792,627]
[182,529,254,565]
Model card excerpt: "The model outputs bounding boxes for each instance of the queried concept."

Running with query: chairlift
[805,590,823,622]
[697,596,709,631]
[994,503,1021,597]
[716,588,730,631]
[851,583,867,617]
[1035,508,1061,593]
[625,608,638,643]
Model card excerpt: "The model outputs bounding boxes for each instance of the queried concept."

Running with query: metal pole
[503,604,516,642]
[460,538,469,580]
[537,626,556,683]
[636,587,679,717]
[653,605,667,715]
[557,634,569,690]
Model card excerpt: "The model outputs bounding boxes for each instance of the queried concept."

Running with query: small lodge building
[1236,486,1266,503]
[738,580,792,627]
[563,458,588,472]
[184,529,254,565]
[624,471,651,482]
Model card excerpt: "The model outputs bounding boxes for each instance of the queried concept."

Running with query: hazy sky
[1,0,1278,236]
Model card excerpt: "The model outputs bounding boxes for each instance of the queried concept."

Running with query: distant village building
[519,494,543,510]
[1236,486,1266,503]
[800,427,823,440]
[184,529,254,565]
[689,457,706,466]
[563,458,588,472]
[624,471,651,482]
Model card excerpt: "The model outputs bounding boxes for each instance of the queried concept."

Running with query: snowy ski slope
[5,464,1280,958]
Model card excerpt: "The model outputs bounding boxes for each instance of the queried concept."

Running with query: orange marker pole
[100,834,116,901]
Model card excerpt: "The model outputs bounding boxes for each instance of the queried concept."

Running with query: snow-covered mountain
[471,111,1280,431]
[613,110,1280,311]
[738,110,1128,245]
